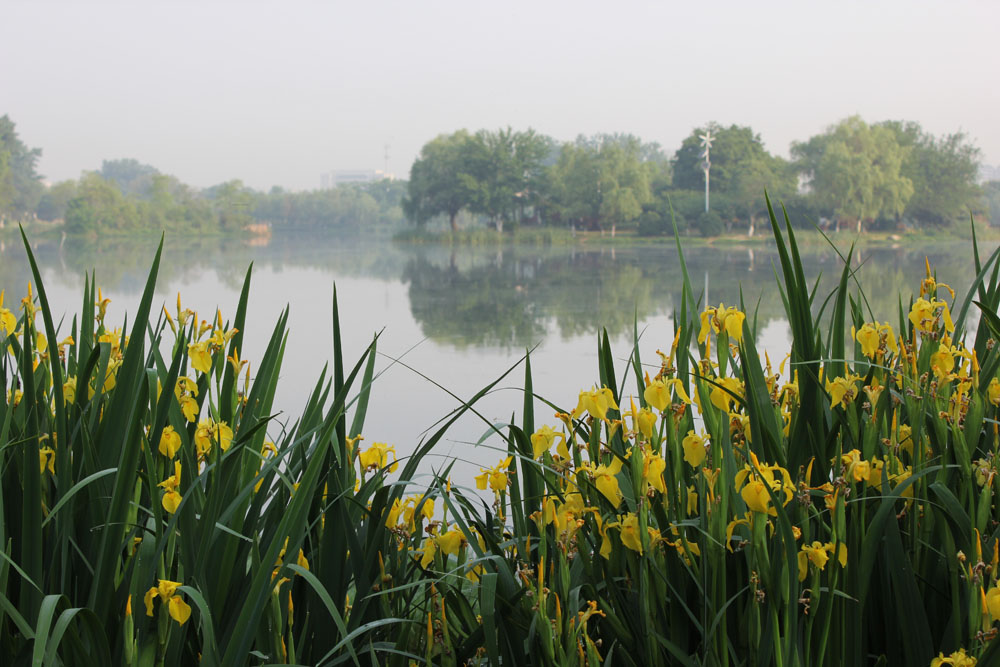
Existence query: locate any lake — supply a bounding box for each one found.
[0,231,988,483]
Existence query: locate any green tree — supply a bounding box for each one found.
[64,172,142,235]
[361,178,408,212]
[466,127,554,232]
[205,180,255,231]
[672,123,794,234]
[99,158,159,198]
[878,121,981,227]
[254,183,401,230]
[576,133,670,168]
[596,138,651,235]
[142,173,208,232]
[793,116,914,232]
[403,131,482,232]
[548,135,652,234]
[548,142,601,228]
[35,180,78,221]
[0,115,43,222]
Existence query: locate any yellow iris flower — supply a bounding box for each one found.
[0,290,16,335]
[614,512,644,554]
[825,373,862,409]
[187,341,213,374]
[988,378,1000,406]
[930,343,957,379]
[682,430,708,468]
[851,321,897,359]
[643,449,667,494]
[359,442,398,472]
[725,513,752,552]
[986,581,1000,620]
[572,387,618,421]
[144,579,192,626]
[180,395,199,422]
[698,303,746,343]
[158,461,182,514]
[158,426,182,459]
[63,376,77,405]
[850,325,874,358]
[402,495,435,528]
[840,449,872,483]
[530,425,563,459]
[438,526,466,556]
[475,456,513,493]
[643,377,690,411]
[930,648,976,666]
[419,536,437,568]
[797,541,847,581]
[209,323,239,348]
[740,479,770,514]
[39,447,56,475]
[634,407,657,440]
[583,456,624,506]
[908,297,954,334]
[709,377,744,413]
[174,376,199,399]
[687,485,698,516]
[734,452,794,516]
[194,419,233,456]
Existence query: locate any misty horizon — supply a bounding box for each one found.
[3,0,998,191]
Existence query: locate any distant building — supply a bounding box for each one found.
[320,169,395,189]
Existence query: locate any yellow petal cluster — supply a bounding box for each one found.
[475,456,513,493]
[531,425,563,459]
[572,387,618,421]
[851,321,897,359]
[682,430,708,468]
[158,461,183,514]
[158,425,182,458]
[908,297,954,334]
[194,419,233,457]
[709,377,743,413]
[825,373,862,409]
[930,648,976,666]
[643,377,690,411]
[144,579,192,626]
[698,304,746,343]
[359,442,398,472]
[734,453,794,516]
[797,541,847,581]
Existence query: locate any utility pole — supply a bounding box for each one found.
[383,143,390,177]
[699,130,714,212]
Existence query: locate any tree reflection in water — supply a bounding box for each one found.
[0,232,990,352]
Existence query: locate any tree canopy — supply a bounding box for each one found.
[672,124,795,233]
[878,120,981,227]
[0,115,43,221]
[0,113,992,237]
[792,116,914,231]
[403,130,483,232]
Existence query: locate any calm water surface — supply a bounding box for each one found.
[0,232,988,481]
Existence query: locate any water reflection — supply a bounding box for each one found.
[401,247,659,349]
[1,233,988,350]
[400,240,985,348]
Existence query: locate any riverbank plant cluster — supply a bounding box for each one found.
[4,204,1000,666]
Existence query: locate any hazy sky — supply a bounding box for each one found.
[3,0,998,191]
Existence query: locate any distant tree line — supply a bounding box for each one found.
[0,115,405,236]
[405,117,989,235]
[255,180,406,230]
[0,113,991,237]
